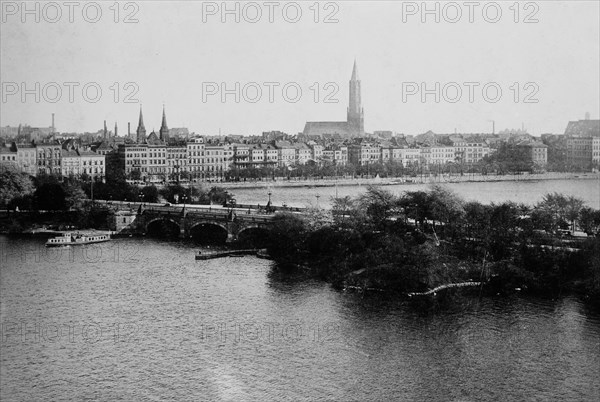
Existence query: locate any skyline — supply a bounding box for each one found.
[1,1,599,135]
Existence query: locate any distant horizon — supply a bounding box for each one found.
[2,1,598,136]
[0,118,595,138]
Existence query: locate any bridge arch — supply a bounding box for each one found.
[237,225,272,248]
[188,221,229,245]
[146,217,181,238]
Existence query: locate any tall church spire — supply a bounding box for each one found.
[136,105,147,144]
[351,59,359,81]
[159,104,170,143]
[347,60,364,136]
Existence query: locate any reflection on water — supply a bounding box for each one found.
[1,236,599,401]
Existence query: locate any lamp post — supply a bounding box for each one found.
[266,190,272,213]
[315,194,320,209]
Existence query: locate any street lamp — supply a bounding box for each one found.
[315,194,320,209]
[266,190,273,213]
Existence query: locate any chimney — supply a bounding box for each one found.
[128,122,131,136]
[51,113,55,133]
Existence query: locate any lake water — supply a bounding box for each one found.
[230,178,600,209]
[2,237,599,401]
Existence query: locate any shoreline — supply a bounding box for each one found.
[215,172,599,190]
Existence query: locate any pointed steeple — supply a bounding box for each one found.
[138,106,145,130]
[159,104,170,143]
[136,105,147,144]
[347,60,364,137]
[161,105,168,129]
[351,59,359,81]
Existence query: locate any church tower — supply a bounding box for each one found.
[136,106,147,144]
[159,105,170,143]
[347,60,364,136]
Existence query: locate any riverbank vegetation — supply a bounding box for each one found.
[1,164,236,210]
[266,186,600,305]
[0,166,235,233]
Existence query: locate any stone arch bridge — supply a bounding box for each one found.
[124,205,277,242]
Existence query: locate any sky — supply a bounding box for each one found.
[1,0,599,136]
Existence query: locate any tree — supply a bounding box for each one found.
[487,202,521,260]
[427,184,465,236]
[267,212,308,262]
[399,191,431,229]
[160,184,187,204]
[482,143,534,174]
[206,187,234,206]
[579,207,600,236]
[565,195,585,232]
[141,185,159,203]
[64,183,86,210]
[356,186,399,231]
[0,166,35,208]
[535,193,584,233]
[129,170,142,181]
[331,196,357,228]
[463,201,491,239]
[34,183,66,211]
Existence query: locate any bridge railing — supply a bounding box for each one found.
[141,206,275,222]
[91,199,306,214]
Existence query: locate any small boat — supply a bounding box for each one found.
[45,232,111,247]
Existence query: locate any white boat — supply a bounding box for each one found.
[45,232,111,247]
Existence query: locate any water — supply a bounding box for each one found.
[230,178,600,209]
[2,236,599,401]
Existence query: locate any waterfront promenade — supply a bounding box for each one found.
[216,172,599,190]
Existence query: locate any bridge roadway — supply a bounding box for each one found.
[94,199,305,214]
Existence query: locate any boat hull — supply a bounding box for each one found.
[45,234,111,247]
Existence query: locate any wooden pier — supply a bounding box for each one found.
[195,249,259,260]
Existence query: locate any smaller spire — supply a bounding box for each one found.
[138,105,145,129]
[161,104,168,130]
[351,59,359,81]
[160,104,170,142]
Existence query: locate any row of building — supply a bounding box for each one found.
[0,142,105,177]
[2,104,598,180]
[0,132,544,182]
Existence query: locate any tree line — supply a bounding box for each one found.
[0,165,234,211]
[266,186,600,304]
